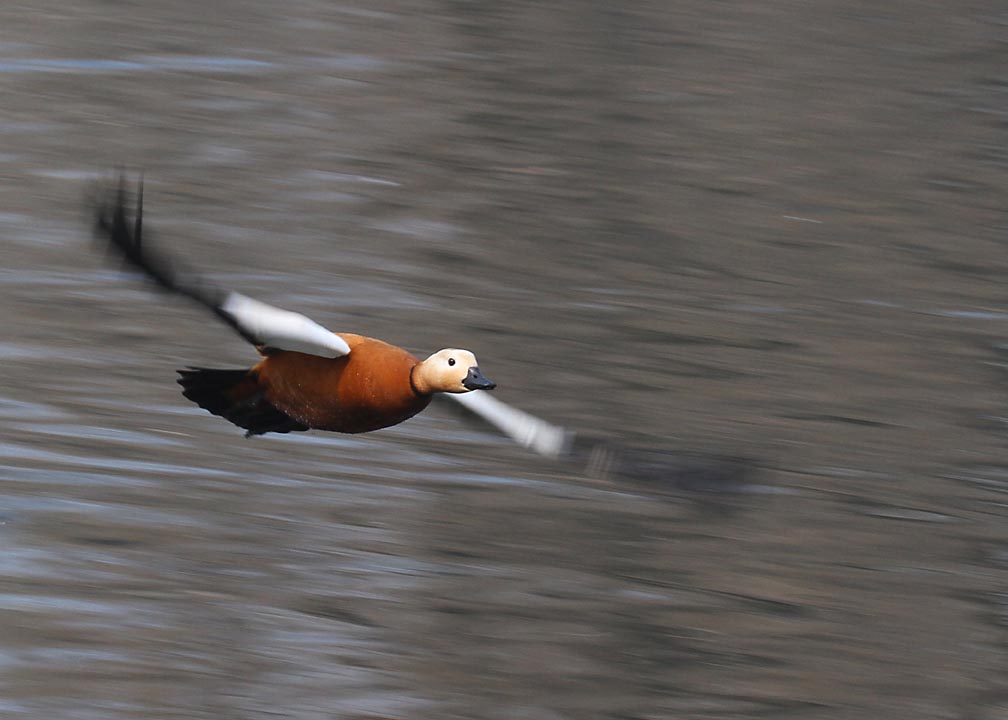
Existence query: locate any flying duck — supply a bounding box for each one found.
[93,176,496,437]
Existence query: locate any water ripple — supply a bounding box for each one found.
[0,57,273,74]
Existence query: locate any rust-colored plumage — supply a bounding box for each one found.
[253,335,432,433]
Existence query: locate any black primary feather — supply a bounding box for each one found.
[93,173,259,346]
[94,175,212,301]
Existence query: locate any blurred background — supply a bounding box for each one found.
[2,1,1008,718]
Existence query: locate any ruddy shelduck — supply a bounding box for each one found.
[94,176,496,437]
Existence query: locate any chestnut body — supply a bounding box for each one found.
[254,334,431,434]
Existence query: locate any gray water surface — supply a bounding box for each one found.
[2,2,1008,718]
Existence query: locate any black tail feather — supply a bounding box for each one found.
[177,367,309,437]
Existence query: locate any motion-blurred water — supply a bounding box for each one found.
[2,2,1008,718]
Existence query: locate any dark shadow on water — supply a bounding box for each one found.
[570,437,763,495]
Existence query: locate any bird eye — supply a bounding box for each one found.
[448,357,456,366]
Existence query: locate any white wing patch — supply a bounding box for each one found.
[448,391,572,458]
[219,292,351,358]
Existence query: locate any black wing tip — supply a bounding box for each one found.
[133,173,143,250]
[91,171,240,343]
[93,171,204,301]
[94,170,147,267]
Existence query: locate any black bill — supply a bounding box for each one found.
[462,366,496,391]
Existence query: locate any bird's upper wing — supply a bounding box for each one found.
[94,175,350,358]
[216,292,350,357]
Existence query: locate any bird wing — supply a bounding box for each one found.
[446,391,572,458]
[94,175,350,358]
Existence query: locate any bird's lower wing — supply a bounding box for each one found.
[94,174,350,358]
[446,391,573,458]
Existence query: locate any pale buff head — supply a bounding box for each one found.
[412,348,496,395]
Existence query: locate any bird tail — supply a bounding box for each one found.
[176,367,308,437]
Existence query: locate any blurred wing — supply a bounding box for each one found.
[94,174,350,358]
[217,292,350,357]
[447,391,573,458]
